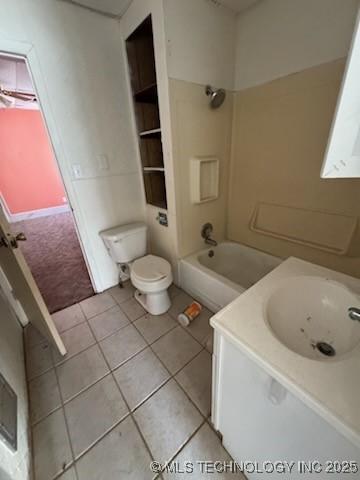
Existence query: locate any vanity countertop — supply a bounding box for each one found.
[210,257,360,448]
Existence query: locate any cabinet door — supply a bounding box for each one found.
[321,13,360,178]
[216,335,359,479]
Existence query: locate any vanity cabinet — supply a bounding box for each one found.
[212,331,360,479]
[321,14,360,178]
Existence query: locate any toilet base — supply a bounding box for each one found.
[134,289,171,315]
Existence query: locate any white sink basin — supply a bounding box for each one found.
[265,276,360,360]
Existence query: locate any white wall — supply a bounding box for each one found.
[0,289,30,480]
[163,0,236,90]
[234,0,359,90]
[0,0,144,291]
[162,0,236,260]
[169,79,233,258]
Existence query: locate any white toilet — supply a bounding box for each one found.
[100,222,173,315]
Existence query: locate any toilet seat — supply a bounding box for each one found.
[131,254,171,282]
[131,254,172,293]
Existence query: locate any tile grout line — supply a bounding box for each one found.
[52,291,131,478]
[70,410,132,463]
[130,346,206,417]
[29,320,181,428]
[23,330,37,480]
[28,282,181,345]
[25,287,146,475]
[64,291,208,470]
[50,319,88,338]
[28,298,210,427]
[52,357,79,480]
[83,313,158,473]
[130,319,211,419]
[28,284,187,377]
[29,337,209,426]
[127,300,226,461]
[159,418,207,475]
[28,284,214,479]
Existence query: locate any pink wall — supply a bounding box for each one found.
[0,109,66,213]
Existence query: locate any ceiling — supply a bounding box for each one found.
[61,0,260,17]
[61,0,132,16]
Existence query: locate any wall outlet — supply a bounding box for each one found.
[157,212,168,227]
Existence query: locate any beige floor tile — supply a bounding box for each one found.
[168,292,194,320]
[108,282,135,304]
[26,342,54,380]
[99,324,146,370]
[185,307,213,345]
[64,375,128,458]
[88,305,129,341]
[164,422,245,479]
[175,350,212,417]
[76,416,153,480]
[32,409,73,480]
[169,284,182,299]
[113,348,170,410]
[152,327,202,374]
[52,303,86,333]
[52,323,96,365]
[134,379,203,464]
[29,369,62,425]
[80,292,116,319]
[56,345,109,401]
[120,297,146,321]
[134,313,176,344]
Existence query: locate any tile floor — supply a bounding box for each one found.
[25,283,245,480]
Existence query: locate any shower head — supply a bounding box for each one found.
[205,85,226,109]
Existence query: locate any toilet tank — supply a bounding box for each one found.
[100,222,147,264]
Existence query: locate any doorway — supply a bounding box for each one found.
[0,54,94,313]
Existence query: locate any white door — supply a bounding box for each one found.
[0,205,66,355]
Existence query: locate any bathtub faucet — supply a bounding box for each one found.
[348,307,360,321]
[201,223,218,247]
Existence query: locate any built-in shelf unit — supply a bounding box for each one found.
[126,15,167,209]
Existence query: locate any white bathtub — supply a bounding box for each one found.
[179,242,281,312]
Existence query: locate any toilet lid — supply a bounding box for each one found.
[132,255,171,282]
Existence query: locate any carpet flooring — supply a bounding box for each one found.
[12,212,94,313]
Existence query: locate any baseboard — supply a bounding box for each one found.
[6,204,70,223]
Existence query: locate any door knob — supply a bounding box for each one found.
[0,236,9,248]
[10,232,27,248]
[0,233,26,248]
[15,233,26,242]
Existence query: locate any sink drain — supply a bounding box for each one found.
[316,342,336,357]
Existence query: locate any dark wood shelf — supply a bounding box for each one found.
[143,167,164,172]
[139,128,161,138]
[126,15,167,210]
[140,136,163,168]
[134,83,157,103]
[143,170,167,209]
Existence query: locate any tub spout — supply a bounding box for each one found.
[201,223,217,247]
[205,237,218,246]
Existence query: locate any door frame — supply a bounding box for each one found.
[0,38,99,293]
